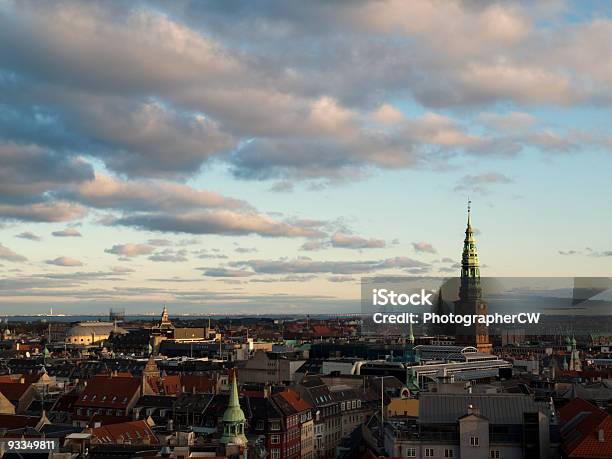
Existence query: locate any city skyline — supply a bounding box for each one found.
[1,0,611,314]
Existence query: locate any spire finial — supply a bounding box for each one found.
[467,197,472,227]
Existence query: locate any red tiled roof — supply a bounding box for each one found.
[559,398,603,423]
[560,398,612,458]
[569,416,612,458]
[279,388,312,412]
[0,382,32,401]
[161,375,180,395]
[75,375,140,409]
[180,374,216,394]
[90,420,159,445]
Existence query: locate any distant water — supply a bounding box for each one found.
[0,313,341,323]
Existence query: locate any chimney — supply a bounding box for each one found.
[598,428,605,443]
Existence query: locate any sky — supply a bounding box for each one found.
[0,0,611,315]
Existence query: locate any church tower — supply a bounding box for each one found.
[454,201,492,353]
[220,370,248,458]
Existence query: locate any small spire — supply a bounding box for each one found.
[408,318,415,344]
[228,369,240,408]
[467,197,472,227]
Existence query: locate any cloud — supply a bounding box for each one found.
[111,266,135,273]
[15,231,41,241]
[235,247,258,254]
[148,239,172,247]
[412,241,437,254]
[0,202,87,223]
[588,250,612,257]
[454,172,513,194]
[0,244,28,262]
[45,256,83,267]
[73,173,246,212]
[114,210,325,237]
[477,112,537,132]
[300,240,327,251]
[52,227,82,237]
[331,232,385,249]
[105,243,155,257]
[269,181,294,193]
[328,276,355,283]
[229,256,429,275]
[0,0,608,190]
[201,268,255,277]
[251,274,317,283]
[194,249,229,260]
[558,250,580,256]
[148,249,188,262]
[0,142,93,204]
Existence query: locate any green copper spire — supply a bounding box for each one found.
[459,199,482,302]
[462,199,480,278]
[220,370,247,446]
[408,319,415,345]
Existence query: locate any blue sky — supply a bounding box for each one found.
[0,0,610,314]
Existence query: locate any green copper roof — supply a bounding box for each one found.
[461,201,480,274]
[223,371,246,423]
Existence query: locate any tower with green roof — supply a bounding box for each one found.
[220,370,248,457]
[454,200,492,353]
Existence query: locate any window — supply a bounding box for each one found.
[271,448,280,459]
[271,421,281,431]
[490,451,500,459]
[470,436,480,447]
[445,449,454,457]
[406,447,416,457]
[271,434,280,444]
[425,448,434,457]
[256,420,264,430]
